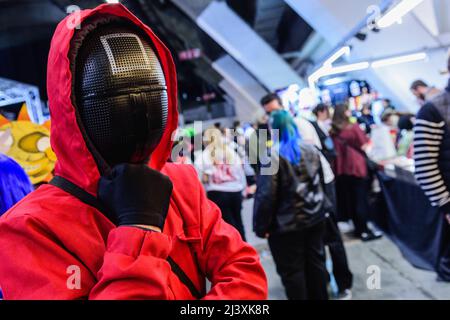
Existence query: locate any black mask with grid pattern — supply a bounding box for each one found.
[74,22,168,167]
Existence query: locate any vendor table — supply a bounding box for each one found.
[373,169,450,281]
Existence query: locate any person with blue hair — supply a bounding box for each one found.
[0,153,34,299]
[253,109,329,300]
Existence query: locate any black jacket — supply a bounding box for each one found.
[253,143,327,238]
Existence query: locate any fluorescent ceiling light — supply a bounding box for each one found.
[321,62,370,77]
[308,62,368,89]
[322,77,347,86]
[105,0,120,3]
[323,46,351,67]
[377,0,425,28]
[372,52,427,68]
[308,68,327,89]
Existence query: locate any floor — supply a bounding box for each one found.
[242,199,450,300]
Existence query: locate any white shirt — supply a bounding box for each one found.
[294,116,335,184]
[195,149,247,193]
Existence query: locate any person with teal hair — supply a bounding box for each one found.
[254,108,329,300]
[270,109,302,165]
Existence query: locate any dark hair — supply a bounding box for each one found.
[361,103,372,111]
[398,114,414,131]
[260,93,282,106]
[448,54,450,72]
[313,103,329,116]
[410,80,429,91]
[331,104,350,135]
[381,111,394,123]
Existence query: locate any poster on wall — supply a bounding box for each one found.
[0,77,48,124]
[276,84,318,119]
[0,105,56,185]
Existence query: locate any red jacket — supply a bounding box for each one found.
[0,4,267,300]
[332,124,369,178]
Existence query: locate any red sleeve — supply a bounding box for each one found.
[0,216,174,300]
[353,124,369,149]
[191,169,268,300]
[89,227,174,299]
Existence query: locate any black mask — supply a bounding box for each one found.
[74,21,168,168]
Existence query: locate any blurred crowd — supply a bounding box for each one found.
[165,56,450,299]
[1,54,449,302]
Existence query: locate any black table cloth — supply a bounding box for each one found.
[373,170,450,281]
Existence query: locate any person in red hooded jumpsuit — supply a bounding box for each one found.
[0,3,267,300]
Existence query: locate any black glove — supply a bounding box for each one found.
[98,164,173,229]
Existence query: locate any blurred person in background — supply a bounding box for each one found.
[261,93,284,115]
[260,94,333,178]
[247,114,271,176]
[368,109,399,161]
[414,56,450,226]
[397,114,415,158]
[410,80,441,106]
[382,98,396,114]
[311,103,353,299]
[358,104,376,134]
[196,128,248,241]
[312,103,336,164]
[331,104,382,242]
[261,95,353,297]
[381,110,400,144]
[413,56,450,281]
[253,109,329,300]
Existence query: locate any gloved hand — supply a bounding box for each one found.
[98,164,173,229]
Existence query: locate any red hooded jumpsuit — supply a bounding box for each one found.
[0,4,267,300]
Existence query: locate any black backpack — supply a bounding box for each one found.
[310,121,337,163]
[288,143,328,216]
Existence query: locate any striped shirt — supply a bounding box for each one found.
[414,105,450,209]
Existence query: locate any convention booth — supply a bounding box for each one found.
[274,78,449,280]
[372,164,449,279]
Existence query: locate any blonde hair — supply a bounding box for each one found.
[203,127,236,164]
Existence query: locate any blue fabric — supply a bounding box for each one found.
[0,154,34,216]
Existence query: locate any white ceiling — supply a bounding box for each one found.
[288,0,450,112]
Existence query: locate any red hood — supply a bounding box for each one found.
[47,3,178,196]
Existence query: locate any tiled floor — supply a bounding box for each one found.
[241,199,450,300]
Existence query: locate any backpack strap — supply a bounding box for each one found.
[49,176,108,217]
[167,256,202,299]
[49,175,202,299]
